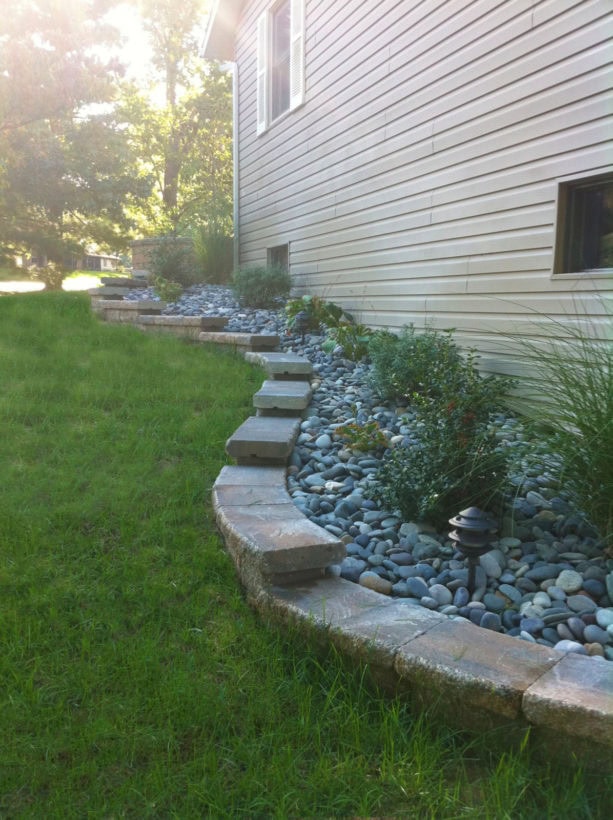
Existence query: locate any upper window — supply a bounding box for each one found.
[554,173,613,274]
[270,1,290,121]
[257,0,305,134]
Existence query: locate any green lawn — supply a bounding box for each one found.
[0,293,609,818]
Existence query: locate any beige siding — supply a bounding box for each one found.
[233,0,613,375]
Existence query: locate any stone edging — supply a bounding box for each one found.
[91,296,613,771]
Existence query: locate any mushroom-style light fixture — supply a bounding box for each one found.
[448,507,498,594]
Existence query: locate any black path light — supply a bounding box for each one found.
[448,507,498,594]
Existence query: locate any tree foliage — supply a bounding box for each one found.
[0,0,233,270]
[0,0,149,264]
[123,0,233,236]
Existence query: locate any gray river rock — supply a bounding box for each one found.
[128,284,613,661]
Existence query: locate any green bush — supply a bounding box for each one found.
[231,264,291,308]
[193,224,233,284]
[369,326,514,527]
[373,412,509,528]
[368,325,466,402]
[148,237,199,289]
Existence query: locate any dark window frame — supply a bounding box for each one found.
[553,171,613,276]
[268,243,289,271]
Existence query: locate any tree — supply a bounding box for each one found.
[123,0,233,236]
[0,0,122,137]
[0,0,148,268]
[121,63,232,236]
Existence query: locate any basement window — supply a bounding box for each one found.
[554,173,613,274]
[268,244,289,270]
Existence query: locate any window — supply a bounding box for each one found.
[257,0,305,134]
[554,173,613,274]
[268,243,289,270]
[270,1,290,121]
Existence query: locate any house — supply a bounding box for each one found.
[203,0,612,375]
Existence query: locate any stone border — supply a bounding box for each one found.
[90,296,613,771]
[213,363,613,772]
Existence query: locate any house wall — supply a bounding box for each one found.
[233,0,612,375]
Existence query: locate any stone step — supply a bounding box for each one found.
[88,286,131,298]
[100,277,148,287]
[245,351,313,380]
[136,314,227,339]
[253,379,312,414]
[91,299,166,322]
[226,415,300,465]
[199,331,280,352]
[213,465,345,585]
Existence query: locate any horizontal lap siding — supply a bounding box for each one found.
[234,0,613,373]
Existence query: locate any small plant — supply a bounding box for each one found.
[285,294,354,334]
[231,264,291,308]
[148,236,199,288]
[335,419,388,452]
[152,275,182,303]
[322,322,373,360]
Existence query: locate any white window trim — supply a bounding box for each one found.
[257,0,305,135]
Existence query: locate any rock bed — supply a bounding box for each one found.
[128,284,613,660]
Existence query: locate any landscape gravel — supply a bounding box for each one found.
[129,283,613,661]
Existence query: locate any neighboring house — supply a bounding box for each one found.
[203,0,612,375]
[26,252,121,272]
[81,253,121,273]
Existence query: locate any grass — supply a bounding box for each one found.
[0,293,610,818]
[504,306,612,547]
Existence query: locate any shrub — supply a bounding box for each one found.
[231,264,291,308]
[373,411,509,528]
[193,224,233,284]
[368,325,466,402]
[369,326,514,527]
[148,237,199,289]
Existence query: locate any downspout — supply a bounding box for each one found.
[231,62,239,271]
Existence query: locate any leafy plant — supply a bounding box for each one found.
[286,294,354,333]
[148,236,199,288]
[369,327,514,527]
[231,264,291,308]
[152,275,182,302]
[334,419,388,452]
[368,325,466,402]
[322,322,373,361]
[373,397,509,528]
[507,311,613,546]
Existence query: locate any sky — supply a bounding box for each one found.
[104,2,153,85]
